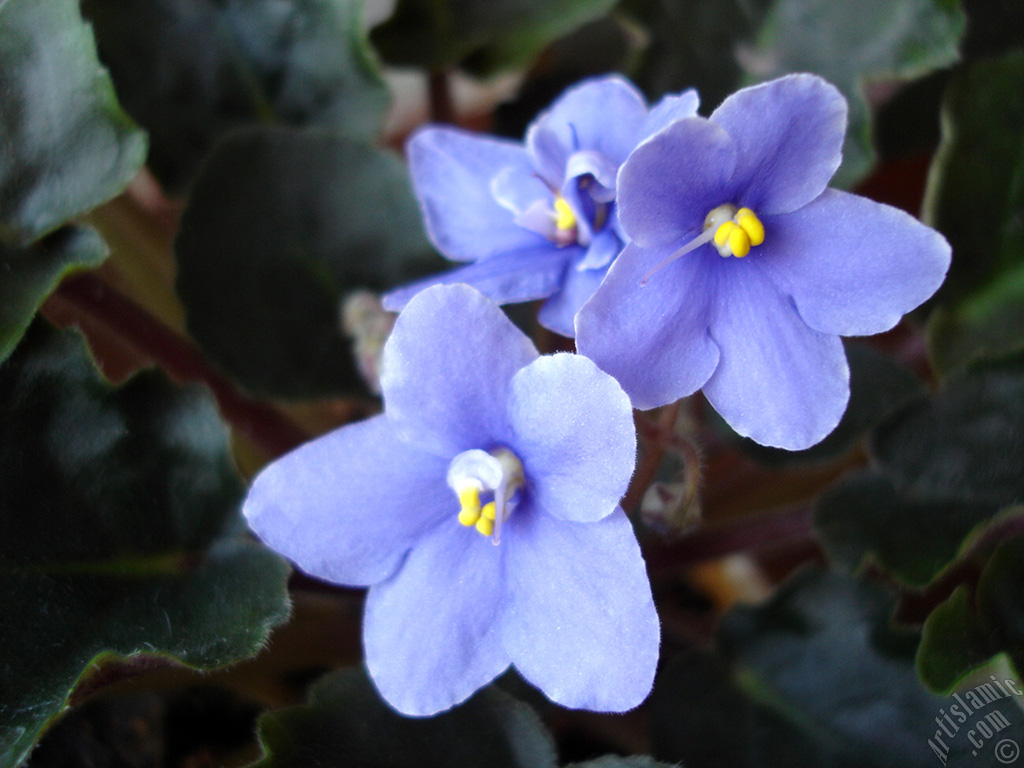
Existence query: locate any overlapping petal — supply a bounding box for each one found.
[507,354,635,523]
[617,118,737,248]
[710,74,846,216]
[408,127,545,262]
[536,263,608,338]
[642,89,700,137]
[702,263,850,449]
[576,243,720,410]
[364,523,509,716]
[243,415,450,586]
[382,245,572,313]
[380,285,538,456]
[502,509,659,711]
[758,189,952,336]
[526,76,648,183]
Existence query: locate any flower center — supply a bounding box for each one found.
[552,195,578,247]
[447,447,524,544]
[640,204,766,285]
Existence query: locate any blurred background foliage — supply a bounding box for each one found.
[1,0,1024,765]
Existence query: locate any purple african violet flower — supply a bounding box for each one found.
[382,75,701,337]
[575,74,951,450]
[243,284,658,717]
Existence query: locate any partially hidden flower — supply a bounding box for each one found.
[243,284,659,716]
[576,74,952,450]
[382,75,700,337]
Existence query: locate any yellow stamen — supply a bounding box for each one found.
[481,501,496,521]
[728,225,751,258]
[457,487,481,526]
[736,208,764,246]
[475,516,495,536]
[554,196,577,232]
[714,221,736,249]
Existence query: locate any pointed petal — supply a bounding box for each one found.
[365,523,510,716]
[759,189,951,335]
[710,74,847,215]
[408,126,544,262]
[642,88,700,138]
[382,246,572,313]
[575,242,720,410]
[503,509,659,711]
[508,354,635,523]
[380,285,538,456]
[243,415,450,586]
[617,117,738,248]
[703,265,850,449]
[526,76,648,183]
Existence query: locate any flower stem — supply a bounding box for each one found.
[428,70,456,124]
[45,272,309,459]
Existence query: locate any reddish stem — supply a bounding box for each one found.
[46,273,308,459]
[643,505,816,574]
[428,70,456,124]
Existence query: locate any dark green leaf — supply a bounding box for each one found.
[565,758,678,768]
[815,472,999,586]
[650,648,829,768]
[925,49,1024,315]
[0,227,107,363]
[917,587,998,692]
[81,0,389,192]
[247,668,557,768]
[976,534,1024,677]
[371,0,617,75]
[0,0,147,245]
[619,0,771,113]
[713,568,1024,768]
[927,294,1024,376]
[175,126,440,399]
[746,341,926,466]
[748,0,965,187]
[870,355,1024,508]
[0,323,291,768]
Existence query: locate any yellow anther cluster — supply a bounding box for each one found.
[554,196,577,232]
[713,208,765,258]
[457,487,499,537]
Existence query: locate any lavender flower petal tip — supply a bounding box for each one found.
[576,73,952,451]
[382,75,701,338]
[243,284,659,717]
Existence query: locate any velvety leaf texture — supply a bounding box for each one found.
[748,0,965,187]
[81,0,389,191]
[0,0,147,245]
[925,48,1024,323]
[371,0,618,75]
[708,569,1023,768]
[247,668,557,768]
[0,324,291,768]
[175,127,440,398]
[0,227,108,364]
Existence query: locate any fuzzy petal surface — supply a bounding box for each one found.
[380,285,538,456]
[617,117,738,248]
[381,246,572,313]
[243,415,450,586]
[408,126,544,262]
[703,263,850,449]
[503,509,659,711]
[507,354,635,523]
[642,88,701,138]
[364,523,510,716]
[576,242,720,410]
[758,189,952,336]
[710,74,846,216]
[526,76,648,182]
